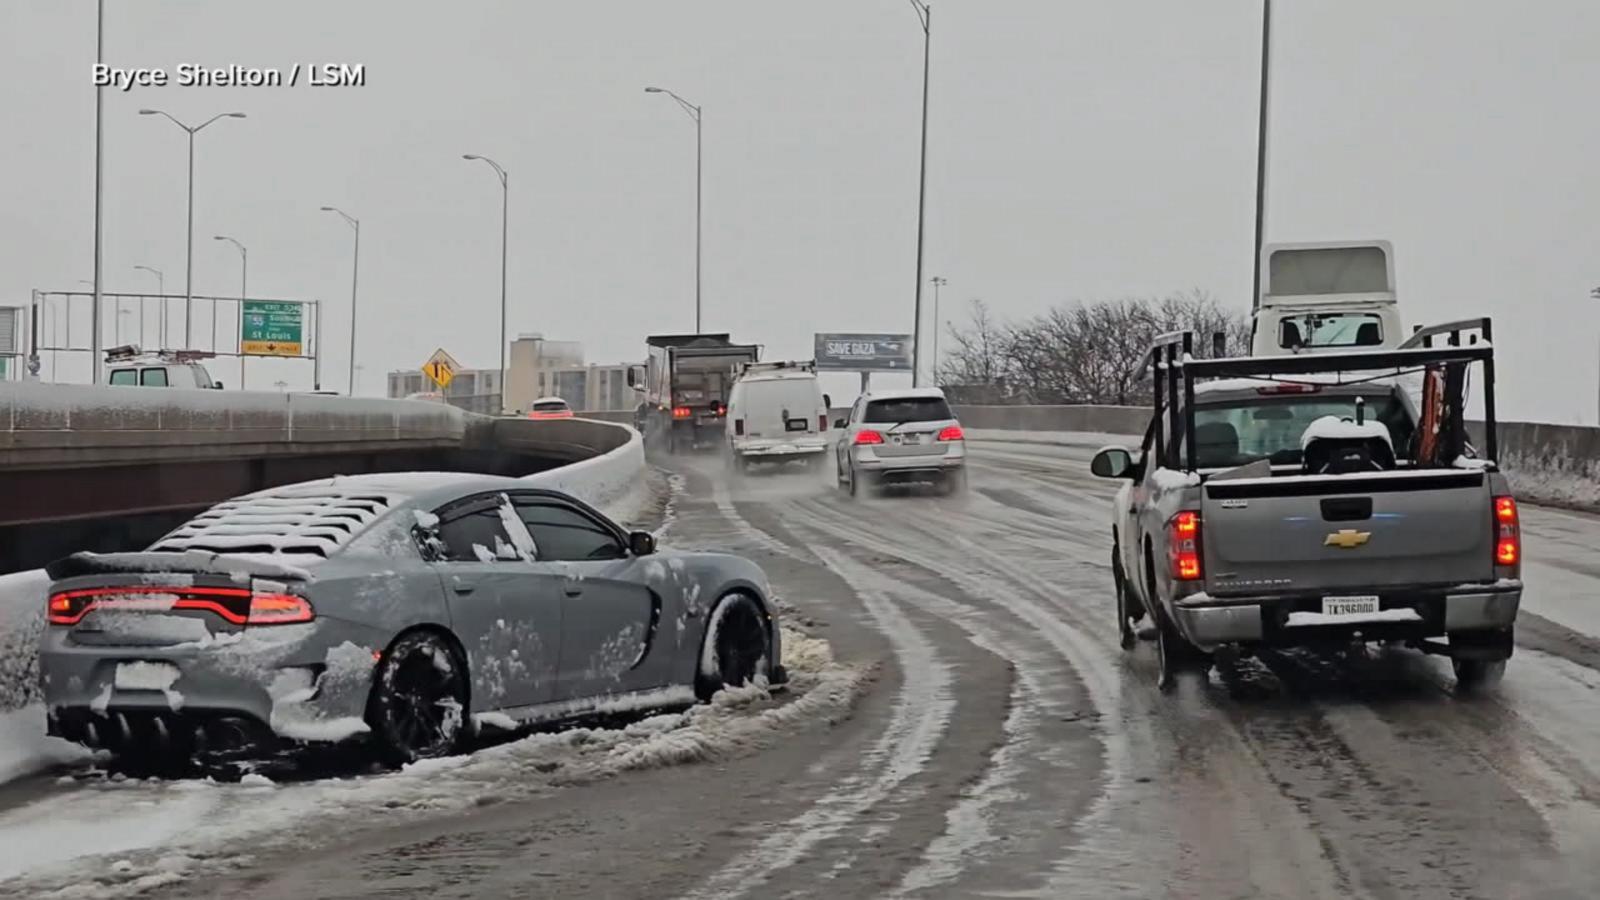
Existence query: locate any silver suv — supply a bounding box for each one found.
[834,388,967,496]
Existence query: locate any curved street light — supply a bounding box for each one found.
[463,154,510,413]
[133,265,166,347]
[213,235,248,352]
[138,109,247,348]
[645,86,703,332]
[321,206,360,394]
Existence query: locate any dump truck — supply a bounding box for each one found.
[629,333,761,453]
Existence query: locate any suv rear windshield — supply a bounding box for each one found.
[1185,393,1414,468]
[533,401,568,411]
[864,397,953,423]
[1279,312,1384,349]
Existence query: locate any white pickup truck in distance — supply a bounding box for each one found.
[1094,319,1520,692]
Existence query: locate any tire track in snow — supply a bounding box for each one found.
[679,542,954,900]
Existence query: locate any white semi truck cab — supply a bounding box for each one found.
[1251,240,1403,357]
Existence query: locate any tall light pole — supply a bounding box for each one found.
[321,207,360,395]
[91,0,105,383]
[463,155,510,412]
[138,108,247,348]
[213,235,247,352]
[1592,285,1599,426]
[1251,0,1272,311]
[134,265,166,347]
[902,0,933,387]
[644,87,704,332]
[930,275,946,383]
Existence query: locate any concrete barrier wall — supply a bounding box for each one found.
[952,404,1150,436]
[1,383,468,470]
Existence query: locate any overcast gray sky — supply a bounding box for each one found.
[2,1,1596,423]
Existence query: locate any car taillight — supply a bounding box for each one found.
[1168,511,1202,581]
[735,419,745,436]
[672,406,692,419]
[1494,495,1520,569]
[854,430,885,445]
[819,414,828,432]
[937,425,964,442]
[46,586,314,627]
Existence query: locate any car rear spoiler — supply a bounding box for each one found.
[46,551,313,583]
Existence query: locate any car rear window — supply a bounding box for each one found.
[1186,393,1414,468]
[533,401,568,412]
[864,397,952,423]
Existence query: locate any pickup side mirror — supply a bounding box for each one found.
[1091,446,1135,479]
[833,418,847,430]
[628,530,656,556]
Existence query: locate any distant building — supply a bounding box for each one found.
[386,367,502,415]
[532,363,634,413]
[389,334,638,415]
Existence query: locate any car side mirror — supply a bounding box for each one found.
[628,530,656,556]
[822,394,832,409]
[1090,446,1135,479]
[213,381,224,390]
[833,418,847,430]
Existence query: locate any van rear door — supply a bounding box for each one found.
[740,378,824,440]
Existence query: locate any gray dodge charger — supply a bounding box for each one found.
[41,472,785,764]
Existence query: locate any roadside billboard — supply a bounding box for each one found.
[813,333,912,372]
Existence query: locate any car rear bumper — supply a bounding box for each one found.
[854,444,966,474]
[734,440,828,460]
[39,620,380,749]
[1171,581,1523,650]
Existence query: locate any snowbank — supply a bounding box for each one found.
[0,705,93,785]
[1501,450,1600,511]
[0,570,47,711]
[519,424,651,525]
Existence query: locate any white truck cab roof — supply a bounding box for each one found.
[105,346,221,389]
[1252,241,1403,357]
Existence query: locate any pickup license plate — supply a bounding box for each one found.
[1321,595,1380,616]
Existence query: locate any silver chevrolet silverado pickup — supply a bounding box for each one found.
[1093,319,1521,691]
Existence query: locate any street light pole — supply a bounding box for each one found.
[91,0,105,384]
[644,87,704,332]
[463,155,510,413]
[213,236,247,353]
[1592,285,1600,426]
[904,0,933,387]
[1251,0,1272,311]
[930,276,946,383]
[139,108,247,348]
[321,207,360,395]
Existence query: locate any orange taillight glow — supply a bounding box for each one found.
[46,586,314,627]
[1168,511,1202,581]
[672,406,692,420]
[854,429,885,445]
[1493,495,1520,569]
[936,425,965,442]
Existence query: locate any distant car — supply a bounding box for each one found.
[724,361,831,472]
[404,392,447,403]
[834,387,967,496]
[41,473,785,766]
[528,397,574,419]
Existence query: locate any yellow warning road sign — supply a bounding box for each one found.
[421,348,460,389]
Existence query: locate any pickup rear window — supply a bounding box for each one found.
[864,397,953,423]
[1186,394,1414,468]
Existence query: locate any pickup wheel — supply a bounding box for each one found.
[1113,549,1136,651]
[1155,612,1209,691]
[1453,659,1506,691]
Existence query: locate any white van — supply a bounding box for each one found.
[725,361,831,471]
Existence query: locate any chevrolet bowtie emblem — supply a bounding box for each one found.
[1325,529,1371,549]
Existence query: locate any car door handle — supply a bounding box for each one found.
[451,578,475,596]
[563,581,583,597]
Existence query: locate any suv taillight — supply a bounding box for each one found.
[937,425,964,442]
[1493,495,1520,571]
[47,586,315,627]
[1168,511,1202,581]
[854,430,884,445]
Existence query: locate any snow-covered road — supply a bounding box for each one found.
[4,438,1600,898]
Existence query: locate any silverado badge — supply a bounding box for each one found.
[1324,529,1372,549]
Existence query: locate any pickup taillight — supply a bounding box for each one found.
[1493,495,1520,572]
[1168,511,1202,581]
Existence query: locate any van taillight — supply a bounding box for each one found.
[47,586,315,627]
[1168,511,1202,581]
[1493,495,1520,569]
[819,414,828,432]
[735,419,745,436]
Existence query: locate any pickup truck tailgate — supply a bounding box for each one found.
[1200,471,1495,595]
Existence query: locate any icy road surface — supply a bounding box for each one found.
[5,438,1600,898]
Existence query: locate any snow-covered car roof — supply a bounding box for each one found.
[742,370,819,383]
[863,387,947,401]
[532,396,570,406]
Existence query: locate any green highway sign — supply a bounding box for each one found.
[240,301,304,356]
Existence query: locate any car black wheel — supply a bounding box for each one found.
[1155,612,1208,691]
[846,462,859,497]
[1452,658,1507,692]
[368,631,469,765]
[697,593,771,701]
[943,468,968,495]
[1113,552,1136,651]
